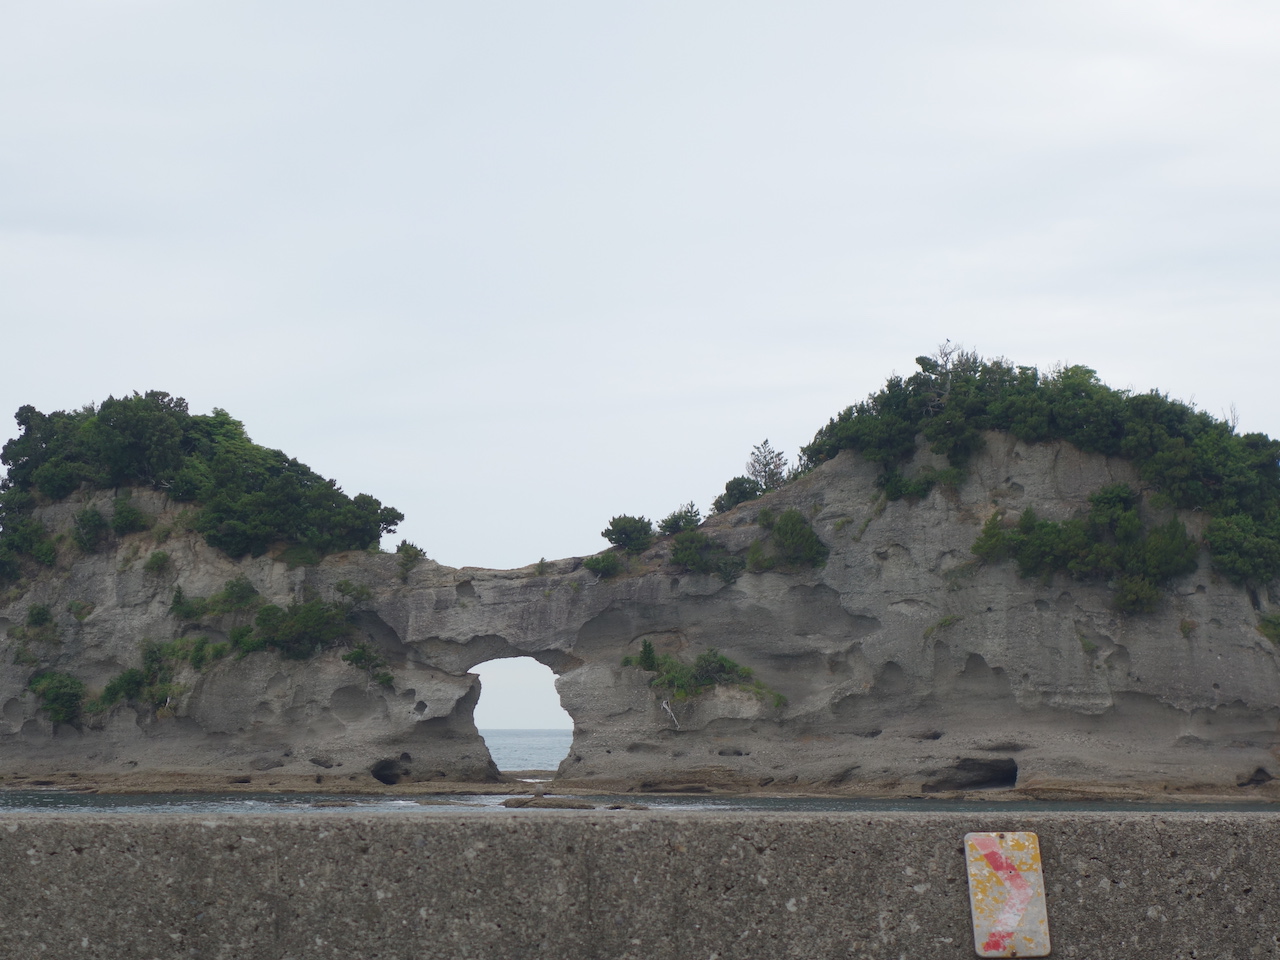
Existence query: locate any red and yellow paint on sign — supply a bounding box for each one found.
[963,831,1051,958]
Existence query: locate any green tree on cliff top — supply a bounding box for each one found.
[0,392,402,579]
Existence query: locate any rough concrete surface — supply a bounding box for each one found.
[1,810,1277,959]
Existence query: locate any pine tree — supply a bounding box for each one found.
[747,440,788,492]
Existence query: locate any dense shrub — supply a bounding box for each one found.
[669,530,743,582]
[1,513,55,568]
[169,587,209,622]
[658,502,701,535]
[91,641,190,712]
[110,497,151,536]
[97,667,147,706]
[877,465,966,502]
[802,347,1280,586]
[601,515,653,555]
[670,530,716,573]
[342,642,393,686]
[169,576,262,624]
[972,484,1199,612]
[277,545,322,568]
[26,604,52,627]
[334,579,372,612]
[229,624,262,655]
[162,576,354,663]
[28,671,86,725]
[0,551,18,583]
[253,600,351,660]
[747,509,828,572]
[143,550,170,575]
[583,551,622,578]
[0,392,403,582]
[771,509,829,567]
[207,574,260,613]
[1258,614,1280,644]
[625,647,780,704]
[648,649,753,697]
[1204,514,1280,588]
[341,642,384,672]
[171,578,345,660]
[395,540,426,583]
[72,507,108,552]
[712,477,763,514]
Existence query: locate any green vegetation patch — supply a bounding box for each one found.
[162,574,363,661]
[972,484,1198,613]
[1258,614,1280,645]
[342,641,394,687]
[601,515,654,555]
[252,599,352,660]
[277,545,322,569]
[712,476,763,514]
[170,575,263,624]
[72,507,108,553]
[110,496,151,536]
[11,605,59,645]
[169,586,210,622]
[746,508,828,573]
[28,671,86,726]
[878,465,966,502]
[623,641,783,705]
[0,500,56,579]
[91,579,368,716]
[712,441,795,514]
[395,540,426,583]
[669,530,744,583]
[0,392,403,584]
[923,615,963,639]
[802,347,1280,586]
[583,551,622,579]
[90,641,190,715]
[658,502,702,535]
[66,599,94,621]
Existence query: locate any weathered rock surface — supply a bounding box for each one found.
[2,433,1278,795]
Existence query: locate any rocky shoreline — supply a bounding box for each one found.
[3,769,1277,808]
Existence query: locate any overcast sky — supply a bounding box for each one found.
[4,2,1279,729]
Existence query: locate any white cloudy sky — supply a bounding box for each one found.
[4,3,1280,728]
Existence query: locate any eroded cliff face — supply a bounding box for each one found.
[2,434,1279,795]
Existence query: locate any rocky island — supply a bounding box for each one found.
[2,352,1278,799]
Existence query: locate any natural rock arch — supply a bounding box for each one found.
[471,655,573,774]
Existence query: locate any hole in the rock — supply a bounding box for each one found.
[472,657,573,776]
[921,757,1018,792]
[370,758,406,785]
[1239,767,1273,787]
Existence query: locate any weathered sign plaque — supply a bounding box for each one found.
[963,831,1051,958]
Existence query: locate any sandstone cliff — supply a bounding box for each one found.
[2,433,1278,796]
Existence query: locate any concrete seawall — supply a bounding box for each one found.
[1,810,1276,959]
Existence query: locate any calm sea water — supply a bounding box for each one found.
[479,728,573,772]
[0,790,1276,816]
